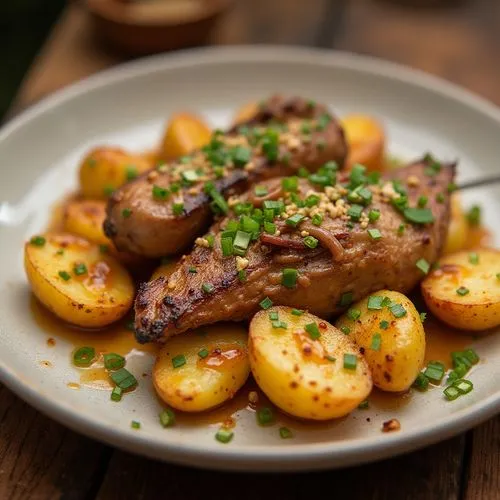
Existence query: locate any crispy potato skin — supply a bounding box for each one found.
[79,147,151,200]
[341,114,385,171]
[153,323,249,412]
[24,233,134,328]
[249,307,372,420]
[159,112,212,161]
[335,290,425,392]
[63,199,109,246]
[421,249,500,331]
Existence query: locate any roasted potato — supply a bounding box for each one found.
[153,324,250,412]
[63,199,109,246]
[341,114,385,171]
[159,112,211,161]
[335,290,425,392]
[421,249,500,331]
[232,101,259,125]
[249,307,372,420]
[24,233,134,328]
[443,194,468,255]
[79,147,150,200]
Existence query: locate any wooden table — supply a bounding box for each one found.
[3,1,500,498]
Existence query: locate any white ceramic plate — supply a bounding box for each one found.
[1,46,500,472]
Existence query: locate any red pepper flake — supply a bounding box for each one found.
[319,322,328,330]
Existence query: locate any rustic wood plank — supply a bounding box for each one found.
[96,435,464,500]
[0,384,111,500]
[463,415,500,500]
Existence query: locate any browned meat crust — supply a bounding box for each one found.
[135,157,455,343]
[104,95,347,257]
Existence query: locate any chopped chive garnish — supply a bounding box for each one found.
[125,165,138,181]
[99,244,109,254]
[291,308,303,316]
[367,228,382,240]
[358,400,369,410]
[188,266,197,273]
[417,196,428,208]
[397,223,405,235]
[456,286,469,296]
[279,427,293,439]
[303,235,319,249]
[454,379,473,394]
[286,214,305,227]
[464,348,479,364]
[73,263,88,276]
[305,322,320,340]
[171,354,186,369]
[238,269,247,282]
[257,407,275,425]
[390,303,407,318]
[110,386,123,402]
[58,270,71,281]
[110,368,138,391]
[202,283,214,294]
[104,353,125,371]
[343,353,357,370]
[326,355,336,362]
[339,292,353,307]
[466,205,481,226]
[233,231,252,255]
[423,361,445,383]
[340,325,350,335]
[443,385,460,400]
[221,237,234,257]
[368,209,380,223]
[412,373,429,391]
[264,221,276,234]
[370,333,382,351]
[172,203,184,216]
[254,185,268,197]
[269,311,279,321]
[103,185,115,197]
[305,194,320,207]
[30,235,46,246]
[416,258,430,275]
[282,176,299,193]
[122,208,132,218]
[73,346,95,367]
[436,193,445,203]
[420,312,427,323]
[312,214,323,226]
[468,252,479,265]
[403,207,434,224]
[131,421,141,429]
[347,308,361,321]
[380,320,389,330]
[152,185,169,200]
[282,268,298,288]
[159,408,176,427]
[215,429,234,443]
[198,348,209,359]
[260,297,273,310]
[347,204,363,222]
[182,169,199,183]
[271,320,287,329]
[367,295,384,310]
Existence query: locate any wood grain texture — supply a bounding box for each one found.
[96,435,464,500]
[0,384,111,500]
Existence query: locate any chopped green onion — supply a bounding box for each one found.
[103,185,115,197]
[104,353,125,371]
[347,308,361,321]
[233,231,252,255]
[262,200,284,215]
[368,209,380,223]
[456,286,469,296]
[198,348,209,359]
[339,292,353,307]
[254,185,268,197]
[99,244,109,254]
[316,113,332,131]
[403,207,434,224]
[215,429,234,443]
[412,373,429,391]
[159,408,176,427]
[312,214,323,226]
[172,203,184,216]
[260,297,273,310]
[182,170,199,183]
[73,346,95,367]
[263,221,276,234]
[423,361,445,383]
[257,407,275,425]
[240,215,260,234]
[281,268,298,288]
[468,252,479,265]
[443,385,460,401]
[122,208,132,218]
[326,355,336,362]
[464,348,479,364]
[231,146,252,167]
[110,368,138,391]
[291,308,304,316]
[420,312,427,323]
[30,235,46,246]
[367,295,384,310]
[110,386,123,402]
[73,263,87,276]
[367,228,382,240]
[286,214,305,227]
[417,196,428,208]
[238,269,247,282]
[188,266,197,274]
[58,270,71,281]
[390,303,407,318]
[221,237,234,257]
[202,283,214,294]
[171,354,186,369]
[152,185,169,201]
[436,193,445,203]
[131,421,141,429]
[466,205,481,226]
[358,400,369,410]
[305,322,320,340]
[279,427,293,439]
[269,311,279,321]
[303,236,318,249]
[454,379,473,394]
[343,353,357,370]
[370,333,382,351]
[397,224,406,235]
[380,320,389,330]
[271,320,287,329]
[282,176,298,193]
[305,194,320,207]
[347,204,363,221]
[208,189,229,215]
[340,325,350,335]
[416,258,430,275]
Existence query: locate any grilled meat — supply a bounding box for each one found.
[104,95,347,258]
[135,157,454,343]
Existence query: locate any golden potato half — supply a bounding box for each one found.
[422,249,500,331]
[153,323,250,412]
[24,233,134,328]
[249,307,372,420]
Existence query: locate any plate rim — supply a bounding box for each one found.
[1,45,500,471]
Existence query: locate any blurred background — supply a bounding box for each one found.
[2,0,499,120]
